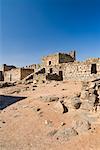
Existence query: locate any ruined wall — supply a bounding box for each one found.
[42,58,100,81]
[63,62,90,81]
[68,51,76,60]
[21,68,34,80]
[33,74,46,83]
[0,64,16,81]
[42,51,76,67]
[63,59,100,81]
[59,53,75,63]
[25,64,36,70]
[2,64,16,71]
[4,69,21,82]
[4,68,34,82]
[42,54,59,66]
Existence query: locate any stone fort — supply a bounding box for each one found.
[0,50,100,82]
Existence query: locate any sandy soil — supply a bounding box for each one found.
[0,81,100,150]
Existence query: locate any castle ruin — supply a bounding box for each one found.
[0,50,100,82]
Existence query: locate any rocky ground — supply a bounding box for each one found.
[0,80,100,150]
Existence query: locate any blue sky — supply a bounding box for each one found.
[0,0,100,67]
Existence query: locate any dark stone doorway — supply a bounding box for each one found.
[59,71,63,80]
[91,64,97,74]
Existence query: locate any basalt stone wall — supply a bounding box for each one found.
[42,54,59,66]
[42,52,76,67]
[63,60,100,81]
[59,53,75,63]
[43,59,100,81]
[41,57,100,81]
[21,68,34,80]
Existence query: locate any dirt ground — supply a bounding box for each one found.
[0,81,100,150]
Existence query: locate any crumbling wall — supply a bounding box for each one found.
[4,69,21,82]
[42,51,76,67]
[2,64,16,71]
[20,68,34,80]
[4,68,34,82]
[68,51,76,60]
[63,59,100,81]
[33,74,46,83]
[43,58,100,81]
[0,64,16,81]
[59,53,75,63]
[46,73,63,81]
[25,64,37,71]
[42,54,59,66]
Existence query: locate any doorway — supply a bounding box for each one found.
[10,74,12,81]
[91,64,97,74]
[59,71,63,80]
[50,68,53,73]
[49,61,51,65]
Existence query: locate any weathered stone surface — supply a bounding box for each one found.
[71,96,81,109]
[80,80,100,111]
[54,101,68,113]
[47,129,58,137]
[81,101,94,111]
[72,119,91,133]
[80,90,89,100]
[88,82,96,89]
[88,88,95,95]
[40,95,59,102]
[55,127,78,140]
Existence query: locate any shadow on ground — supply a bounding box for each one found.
[0,95,27,110]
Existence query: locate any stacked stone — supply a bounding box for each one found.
[80,81,100,112]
